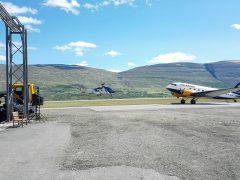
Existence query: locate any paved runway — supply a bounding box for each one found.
[44,102,240,112]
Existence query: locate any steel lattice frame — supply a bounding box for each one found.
[0,3,28,121]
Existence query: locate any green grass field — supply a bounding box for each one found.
[42,97,233,108]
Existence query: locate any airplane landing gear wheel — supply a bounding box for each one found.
[180,99,186,104]
[234,99,237,102]
[191,99,196,104]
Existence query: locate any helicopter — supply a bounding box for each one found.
[81,83,115,96]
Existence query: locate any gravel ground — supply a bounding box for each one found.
[0,105,240,180]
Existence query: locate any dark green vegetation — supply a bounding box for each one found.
[0,61,240,100]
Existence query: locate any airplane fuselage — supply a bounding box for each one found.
[166,82,240,99]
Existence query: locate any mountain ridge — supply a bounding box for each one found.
[0,60,239,100]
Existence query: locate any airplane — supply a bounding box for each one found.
[81,83,115,96]
[166,82,240,104]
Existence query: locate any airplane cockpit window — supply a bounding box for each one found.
[171,83,177,86]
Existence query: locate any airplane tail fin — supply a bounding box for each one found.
[234,82,240,88]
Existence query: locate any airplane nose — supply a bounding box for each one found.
[166,85,171,90]
[166,88,173,93]
[166,85,176,93]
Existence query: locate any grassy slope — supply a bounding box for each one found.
[28,64,129,100]
[204,61,240,86]
[0,61,240,100]
[0,64,120,99]
[119,62,228,89]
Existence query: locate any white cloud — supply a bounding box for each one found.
[0,1,37,15]
[110,0,135,6]
[145,0,152,7]
[108,69,122,73]
[54,45,71,52]
[128,62,138,68]
[83,0,136,11]
[73,48,84,56]
[102,1,111,6]
[54,41,97,56]
[83,3,99,11]
[232,24,240,30]
[105,50,121,57]
[17,16,43,25]
[25,25,40,33]
[18,16,42,33]
[0,55,5,61]
[43,0,80,15]
[147,52,196,64]
[204,61,215,64]
[68,41,97,48]
[76,60,88,66]
[0,2,42,33]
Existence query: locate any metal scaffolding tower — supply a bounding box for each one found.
[0,3,28,121]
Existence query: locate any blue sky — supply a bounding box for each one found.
[0,0,240,72]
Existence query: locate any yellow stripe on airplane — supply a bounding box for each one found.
[173,89,193,98]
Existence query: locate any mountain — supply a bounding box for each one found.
[204,61,240,86]
[119,62,222,89]
[28,64,126,100]
[119,61,240,89]
[0,61,239,100]
[0,64,118,100]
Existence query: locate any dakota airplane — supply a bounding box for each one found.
[166,82,240,104]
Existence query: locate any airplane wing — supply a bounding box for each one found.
[191,87,240,98]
